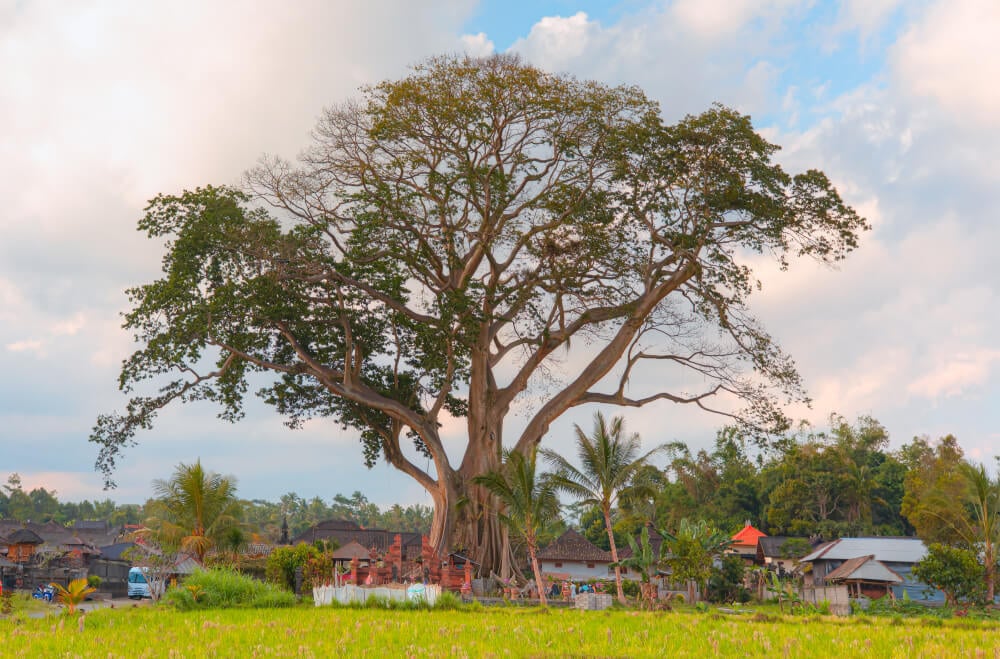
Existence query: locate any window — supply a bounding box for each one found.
[554,562,562,568]
[587,563,595,569]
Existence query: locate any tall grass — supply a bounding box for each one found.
[6,605,1000,657]
[163,567,296,610]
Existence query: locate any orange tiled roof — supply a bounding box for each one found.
[731,523,767,547]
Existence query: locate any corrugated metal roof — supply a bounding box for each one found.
[801,537,927,564]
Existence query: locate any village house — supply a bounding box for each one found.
[728,522,767,564]
[291,519,423,561]
[537,529,615,581]
[756,536,816,574]
[799,537,942,602]
[0,519,129,593]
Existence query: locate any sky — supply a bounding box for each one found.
[2,0,999,509]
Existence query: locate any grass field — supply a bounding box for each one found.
[5,604,1000,657]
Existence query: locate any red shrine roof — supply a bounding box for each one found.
[731,523,767,547]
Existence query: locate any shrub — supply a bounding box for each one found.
[164,568,296,610]
[265,543,321,592]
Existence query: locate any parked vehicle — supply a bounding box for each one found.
[127,567,153,599]
[32,584,55,602]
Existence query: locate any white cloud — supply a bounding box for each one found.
[670,0,802,40]
[908,350,1000,400]
[51,313,87,337]
[6,339,44,355]
[892,0,1000,126]
[460,32,495,56]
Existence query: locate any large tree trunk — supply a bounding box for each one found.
[417,432,515,579]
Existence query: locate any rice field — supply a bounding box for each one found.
[4,604,1000,657]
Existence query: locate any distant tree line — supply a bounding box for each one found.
[576,415,981,552]
[0,472,431,542]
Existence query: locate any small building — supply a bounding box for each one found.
[729,523,767,563]
[291,519,422,560]
[823,554,903,600]
[800,536,940,602]
[537,529,613,581]
[757,536,813,574]
[5,528,43,563]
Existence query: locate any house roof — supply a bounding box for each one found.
[618,525,666,560]
[824,555,903,584]
[331,540,372,561]
[290,520,422,554]
[7,528,43,545]
[732,523,767,547]
[100,542,137,561]
[801,537,927,564]
[537,529,612,562]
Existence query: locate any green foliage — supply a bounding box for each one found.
[661,519,733,594]
[86,575,102,589]
[49,578,97,614]
[90,54,865,579]
[12,604,1000,655]
[706,555,751,604]
[777,538,812,559]
[900,435,968,545]
[913,543,986,606]
[265,543,321,592]
[612,526,662,585]
[163,567,296,610]
[143,460,243,563]
[543,412,664,602]
[473,449,561,600]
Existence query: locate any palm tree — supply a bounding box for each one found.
[542,412,663,604]
[611,525,663,608]
[145,460,243,563]
[958,463,1000,602]
[473,449,561,606]
[49,578,96,614]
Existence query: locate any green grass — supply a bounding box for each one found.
[161,567,296,610]
[5,605,1000,657]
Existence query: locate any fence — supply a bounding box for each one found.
[313,583,442,607]
[800,584,850,616]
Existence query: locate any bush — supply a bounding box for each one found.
[707,555,751,603]
[265,543,322,592]
[163,568,297,610]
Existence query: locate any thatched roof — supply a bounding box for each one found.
[7,528,43,545]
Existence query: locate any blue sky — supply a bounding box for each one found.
[2,0,999,508]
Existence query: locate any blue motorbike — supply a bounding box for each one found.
[32,585,55,602]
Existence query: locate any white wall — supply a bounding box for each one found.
[539,560,614,581]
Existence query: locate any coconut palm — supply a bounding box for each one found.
[542,412,663,604]
[49,578,96,614]
[144,460,243,563]
[473,449,561,606]
[952,463,1000,602]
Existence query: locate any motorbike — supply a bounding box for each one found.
[31,584,55,602]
